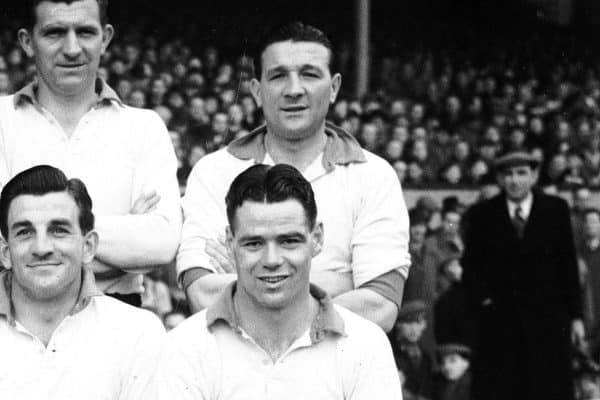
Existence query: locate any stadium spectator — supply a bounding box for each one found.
[462,150,584,400]
[433,344,472,400]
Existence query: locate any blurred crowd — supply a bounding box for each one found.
[2,22,600,192]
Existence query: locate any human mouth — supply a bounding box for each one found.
[258,275,289,284]
[28,262,61,268]
[281,105,307,112]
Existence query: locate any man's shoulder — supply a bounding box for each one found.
[333,305,388,341]
[186,147,253,184]
[93,295,164,331]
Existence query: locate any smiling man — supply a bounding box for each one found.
[0,0,181,306]
[462,150,584,400]
[178,22,409,332]
[153,164,401,399]
[0,165,164,400]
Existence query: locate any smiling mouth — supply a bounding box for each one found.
[258,275,288,284]
[28,262,61,268]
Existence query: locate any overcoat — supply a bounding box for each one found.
[462,190,582,400]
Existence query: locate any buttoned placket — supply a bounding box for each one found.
[236,326,315,400]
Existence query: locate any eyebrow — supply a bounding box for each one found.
[10,218,74,231]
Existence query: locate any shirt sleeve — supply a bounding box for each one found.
[359,269,405,310]
[342,313,403,399]
[94,110,182,269]
[350,157,411,287]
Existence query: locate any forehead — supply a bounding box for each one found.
[7,192,79,227]
[34,0,102,28]
[499,164,534,174]
[232,199,310,236]
[260,41,331,74]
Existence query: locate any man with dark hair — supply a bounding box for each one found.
[178,22,409,331]
[152,164,401,399]
[0,165,164,399]
[462,151,584,400]
[0,0,182,306]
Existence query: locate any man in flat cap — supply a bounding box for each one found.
[462,150,584,400]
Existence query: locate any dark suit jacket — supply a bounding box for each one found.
[462,190,582,400]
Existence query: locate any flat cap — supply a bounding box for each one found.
[494,150,541,170]
[437,343,472,359]
[397,300,427,322]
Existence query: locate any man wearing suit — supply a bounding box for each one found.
[462,151,584,400]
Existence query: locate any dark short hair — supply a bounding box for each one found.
[253,21,333,80]
[24,0,109,30]
[0,165,94,238]
[225,164,317,234]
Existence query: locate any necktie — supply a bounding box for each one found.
[513,205,526,238]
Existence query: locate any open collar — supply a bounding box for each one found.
[0,266,103,327]
[13,78,123,109]
[227,122,366,172]
[206,282,346,344]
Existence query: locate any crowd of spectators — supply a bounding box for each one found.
[2,21,600,192]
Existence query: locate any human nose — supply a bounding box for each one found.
[262,242,283,269]
[32,233,53,258]
[283,73,304,98]
[62,30,82,58]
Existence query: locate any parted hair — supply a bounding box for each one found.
[225,164,317,233]
[0,165,94,238]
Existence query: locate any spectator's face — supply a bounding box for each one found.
[7,48,23,67]
[128,90,146,108]
[0,192,97,302]
[397,319,426,343]
[226,199,323,311]
[440,354,470,381]
[166,92,184,110]
[251,41,341,141]
[228,104,244,125]
[187,145,206,167]
[150,78,167,98]
[18,0,114,97]
[110,59,125,76]
[212,113,228,135]
[407,163,424,183]
[574,188,591,211]
[205,97,219,116]
[393,161,407,182]
[444,259,463,282]
[115,79,132,99]
[410,104,424,123]
[412,140,428,161]
[154,105,172,125]
[360,123,378,147]
[497,164,539,202]
[442,164,462,184]
[188,98,206,121]
[548,154,567,178]
[386,140,404,161]
[0,72,10,93]
[529,117,543,134]
[454,141,469,160]
[584,212,600,240]
[392,126,409,143]
[470,160,489,181]
[442,211,461,236]
[241,96,256,116]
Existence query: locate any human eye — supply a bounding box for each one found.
[78,27,98,37]
[49,226,70,237]
[302,69,322,78]
[268,73,284,81]
[242,240,262,250]
[280,236,303,248]
[14,228,33,238]
[43,27,66,38]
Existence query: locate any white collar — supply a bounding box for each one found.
[507,192,533,220]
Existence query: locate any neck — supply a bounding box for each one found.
[235,288,317,362]
[11,281,80,347]
[37,81,98,137]
[265,125,328,172]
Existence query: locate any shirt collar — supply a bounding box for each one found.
[227,122,367,172]
[13,78,124,109]
[506,191,534,219]
[206,282,346,344]
[0,266,103,327]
